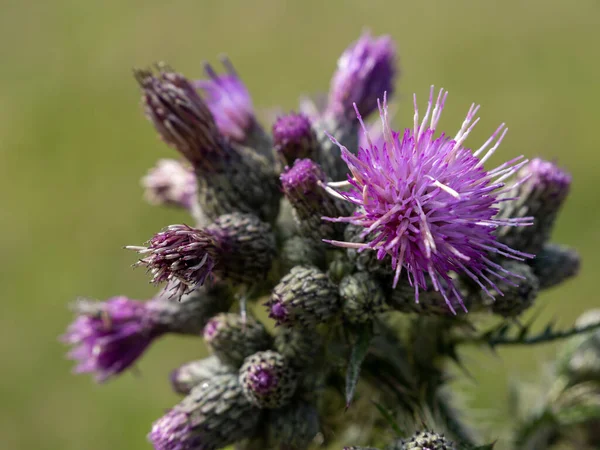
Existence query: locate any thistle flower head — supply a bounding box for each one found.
[127,225,219,299]
[239,350,298,409]
[142,159,197,210]
[194,57,255,143]
[280,158,327,201]
[273,112,317,166]
[62,296,159,382]
[325,87,533,313]
[326,31,397,121]
[135,65,224,170]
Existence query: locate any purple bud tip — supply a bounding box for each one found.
[148,409,191,450]
[280,158,326,193]
[142,159,197,210]
[202,318,220,340]
[519,158,572,197]
[61,297,158,382]
[248,366,278,395]
[272,113,316,164]
[326,31,397,121]
[268,300,289,324]
[194,58,255,143]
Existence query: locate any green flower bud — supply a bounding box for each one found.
[281,236,327,274]
[531,243,580,290]
[170,355,231,395]
[274,326,323,369]
[485,261,539,318]
[268,401,320,449]
[149,373,260,450]
[266,265,340,327]
[339,272,387,323]
[204,313,272,368]
[386,430,456,450]
[239,351,298,409]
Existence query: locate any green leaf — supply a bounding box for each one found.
[345,322,374,409]
[371,400,405,436]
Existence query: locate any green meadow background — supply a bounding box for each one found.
[2,1,599,449]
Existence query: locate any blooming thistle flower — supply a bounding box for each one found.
[62,285,232,382]
[149,373,260,450]
[273,112,318,169]
[325,31,397,122]
[323,87,533,313]
[127,212,276,299]
[135,65,280,222]
[195,58,272,160]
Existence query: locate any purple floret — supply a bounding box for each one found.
[194,57,255,143]
[62,296,161,382]
[149,409,191,450]
[324,87,533,313]
[326,31,397,122]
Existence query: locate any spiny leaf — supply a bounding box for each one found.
[345,322,373,409]
[371,400,405,436]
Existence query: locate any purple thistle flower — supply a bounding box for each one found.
[142,159,197,211]
[194,57,256,144]
[325,31,397,122]
[273,112,318,167]
[128,225,219,299]
[61,296,161,382]
[324,87,533,313]
[149,409,192,450]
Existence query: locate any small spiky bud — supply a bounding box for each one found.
[344,224,394,278]
[339,272,387,323]
[203,313,272,368]
[386,430,456,450]
[274,326,323,369]
[280,236,327,274]
[149,373,260,450]
[239,351,298,409]
[128,213,276,299]
[558,310,600,384]
[273,112,318,168]
[531,243,580,290]
[481,261,539,317]
[195,57,272,159]
[142,159,197,211]
[266,265,340,327]
[327,252,355,284]
[170,355,231,395]
[497,158,572,254]
[280,159,349,242]
[268,401,320,450]
[387,276,475,315]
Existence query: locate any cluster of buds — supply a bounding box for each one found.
[62,30,586,450]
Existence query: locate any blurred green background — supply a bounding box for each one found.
[2,0,599,448]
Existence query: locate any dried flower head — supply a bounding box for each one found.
[324,87,533,313]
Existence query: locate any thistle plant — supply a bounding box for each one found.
[62,31,597,450]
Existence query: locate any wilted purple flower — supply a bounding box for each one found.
[128,213,276,299]
[61,296,160,382]
[135,66,225,171]
[324,87,533,313]
[128,224,219,299]
[325,31,397,122]
[142,159,197,210]
[273,112,317,167]
[194,57,256,144]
